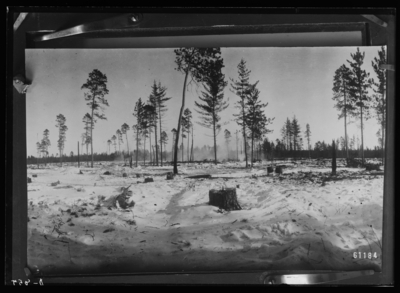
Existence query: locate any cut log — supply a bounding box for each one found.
[267,166,273,173]
[209,188,241,211]
[32,174,37,178]
[185,174,211,179]
[144,177,154,183]
[103,171,112,175]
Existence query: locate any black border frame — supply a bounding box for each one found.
[6,7,395,286]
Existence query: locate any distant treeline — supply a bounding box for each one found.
[27,145,384,166]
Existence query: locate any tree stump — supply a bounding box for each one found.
[365,163,381,171]
[27,177,32,183]
[103,171,112,175]
[209,188,241,211]
[32,174,37,178]
[267,166,273,174]
[166,172,174,180]
[122,173,128,177]
[275,166,283,174]
[144,177,154,183]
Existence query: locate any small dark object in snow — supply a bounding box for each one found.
[144,177,154,183]
[140,240,146,243]
[122,173,128,177]
[103,228,115,233]
[103,171,111,175]
[79,170,83,174]
[236,185,240,188]
[275,166,283,174]
[292,219,297,222]
[286,194,291,198]
[309,203,312,206]
[27,177,32,183]
[32,174,37,178]
[166,172,175,180]
[154,204,157,206]
[136,174,141,178]
[142,196,145,198]
[241,218,248,223]
[68,223,75,226]
[66,218,71,222]
[365,163,381,171]
[267,166,274,173]
[51,180,60,186]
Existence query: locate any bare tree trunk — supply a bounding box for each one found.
[174,69,189,174]
[77,142,80,168]
[213,120,217,165]
[154,115,158,166]
[344,82,349,160]
[159,107,163,167]
[143,134,146,167]
[241,98,248,167]
[91,105,94,168]
[190,126,194,162]
[136,128,139,167]
[381,93,385,165]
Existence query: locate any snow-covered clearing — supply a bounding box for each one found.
[27,159,384,275]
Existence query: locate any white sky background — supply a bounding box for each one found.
[26,47,384,157]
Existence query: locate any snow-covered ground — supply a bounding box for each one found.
[27,159,384,275]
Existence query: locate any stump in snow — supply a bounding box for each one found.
[27,177,32,183]
[122,173,128,177]
[103,171,112,175]
[267,166,273,174]
[365,163,381,171]
[32,174,37,178]
[166,172,174,180]
[209,188,241,211]
[275,166,283,174]
[144,177,154,183]
[136,174,141,178]
[79,170,83,174]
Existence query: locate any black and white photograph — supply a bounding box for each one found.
[25,46,386,275]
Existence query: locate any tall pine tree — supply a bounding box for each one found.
[173,47,224,174]
[346,48,372,165]
[195,60,229,164]
[81,69,109,168]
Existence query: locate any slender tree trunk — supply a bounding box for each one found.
[77,142,80,168]
[251,132,254,168]
[91,105,94,168]
[174,69,189,174]
[344,83,349,160]
[190,126,194,161]
[136,128,139,167]
[171,133,175,162]
[236,131,238,161]
[154,115,158,166]
[213,120,217,165]
[360,103,365,166]
[241,98,248,167]
[143,134,146,167]
[381,93,385,165]
[158,107,163,167]
[187,128,190,162]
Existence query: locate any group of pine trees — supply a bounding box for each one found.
[33,46,386,171]
[332,46,386,165]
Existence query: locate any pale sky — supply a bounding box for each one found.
[25,47,384,157]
